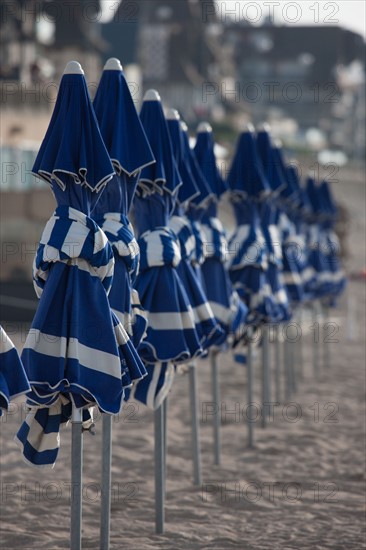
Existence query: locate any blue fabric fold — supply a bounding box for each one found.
[32,73,115,193]
[0,327,30,416]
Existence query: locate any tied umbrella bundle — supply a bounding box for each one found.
[193,123,248,342]
[91,57,156,549]
[166,110,225,352]
[129,91,204,411]
[227,126,277,324]
[15,62,147,468]
[274,145,306,306]
[318,180,347,305]
[192,122,248,465]
[126,90,205,533]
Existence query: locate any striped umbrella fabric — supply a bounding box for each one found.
[129,91,202,409]
[15,62,146,467]
[92,58,156,347]
[193,123,248,342]
[273,152,305,305]
[304,176,336,300]
[274,146,314,302]
[167,110,225,351]
[0,327,30,416]
[256,128,291,321]
[227,127,276,324]
[318,181,347,304]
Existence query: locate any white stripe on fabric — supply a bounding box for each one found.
[274,289,289,305]
[139,228,181,268]
[23,409,60,453]
[231,225,251,246]
[146,364,162,410]
[269,225,282,261]
[24,329,122,379]
[143,311,195,331]
[302,267,316,283]
[207,302,231,324]
[191,303,216,323]
[282,272,303,285]
[153,364,175,410]
[39,216,57,247]
[62,222,89,258]
[0,327,15,354]
[113,321,130,346]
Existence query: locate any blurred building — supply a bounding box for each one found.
[223,23,366,156]
[0,0,107,308]
[103,0,232,121]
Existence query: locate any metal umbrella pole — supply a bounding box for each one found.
[162,396,168,498]
[283,326,291,402]
[297,308,304,381]
[312,301,320,380]
[323,304,331,369]
[154,400,165,534]
[188,363,202,486]
[100,414,112,550]
[71,406,83,550]
[246,331,255,449]
[261,323,270,428]
[210,351,221,465]
[274,324,281,404]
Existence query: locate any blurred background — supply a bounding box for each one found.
[1,0,365,320]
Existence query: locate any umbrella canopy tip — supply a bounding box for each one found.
[273,138,283,148]
[64,61,84,75]
[166,108,180,120]
[197,122,212,133]
[144,89,161,102]
[104,58,123,71]
[244,123,255,133]
[257,122,271,133]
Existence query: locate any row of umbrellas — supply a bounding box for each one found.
[0,58,346,548]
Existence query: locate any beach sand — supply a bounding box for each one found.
[0,175,365,550]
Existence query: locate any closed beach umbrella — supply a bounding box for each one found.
[318,180,346,304]
[91,57,156,549]
[167,110,225,350]
[132,91,202,389]
[0,326,30,416]
[128,90,201,533]
[227,127,274,323]
[16,61,146,468]
[193,122,248,464]
[93,58,155,346]
[273,147,305,305]
[256,127,291,322]
[305,176,334,300]
[194,123,248,338]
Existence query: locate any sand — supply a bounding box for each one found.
[0,175,365,549]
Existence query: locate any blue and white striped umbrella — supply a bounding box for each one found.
[304,176,336,300]
[16,62,146,467]
[0,326,30,416]
[280,154,316,302]
[167,111,225,350]
[194,123,248,340]
[272,145,307,304]
[92,58,155,346]
[129,91,202,409]
[180,122,216,284]
[227,127,276,324]
[318,181,346,303]
[256,128,291,322]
